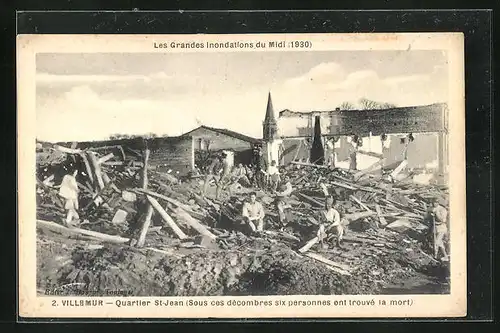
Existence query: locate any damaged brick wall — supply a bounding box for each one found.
[147,136,194,175]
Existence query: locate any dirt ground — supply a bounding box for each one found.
[37,222,449,297]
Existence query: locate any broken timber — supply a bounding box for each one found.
[136,204,154,247]
[349,195,372,212]
[134,188,205,219]
[88,152,105,190]
[305,252,351,273]
[142,148,150,189]
[173,206,217,240]
[146,195,188,240]
[353,158,386,180]
[37,219,129,244]
[375,204,387,226]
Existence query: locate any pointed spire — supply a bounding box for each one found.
[264,91,277,124]
[263,92,278,141]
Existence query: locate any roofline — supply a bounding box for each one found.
[278,102,448,116]
[181,125,261,143]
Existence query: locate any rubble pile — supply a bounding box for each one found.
[36,143,450,296]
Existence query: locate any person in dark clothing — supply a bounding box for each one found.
[255,149,268,189]
[201,153,224,196]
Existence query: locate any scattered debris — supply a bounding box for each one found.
[36,142,450,296]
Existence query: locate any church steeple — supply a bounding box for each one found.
[263,92,278,141]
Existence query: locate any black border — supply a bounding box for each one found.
[2,5,494,326]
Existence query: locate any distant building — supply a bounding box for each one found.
[180,125,261,166]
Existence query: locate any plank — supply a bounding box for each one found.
[88,152,105,190]
[37,219,129,244]
[296,192,324,207]
[80,153,94,184]
[136,204,154,247]
[97,153,115,164]
[172,206,217,240]
[135,188,207,220]
[349,195,372,212]
[54,145,82,154]
[390,160,408,179]
[146,195,188,240]
[142,148,150,189]
[330,181,357,191]
[304,252,351,271]
[375,204,387,226]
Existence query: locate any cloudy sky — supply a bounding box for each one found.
[36,50,449,142]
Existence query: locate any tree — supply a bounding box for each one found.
[359,98,397,110]
[339,101,356,110]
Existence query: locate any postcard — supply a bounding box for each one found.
[18,33,466,318]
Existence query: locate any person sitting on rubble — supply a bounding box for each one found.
[273,175,293,229]
[427,197,449,261]
[202,153,224,197]
[241,192,265,234]
[58,169,80,226]
[317,196,344,248]
[230,163,251,188]
[267,160,280,192]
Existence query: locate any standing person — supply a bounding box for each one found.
[267,160,280,192]
[274,175,293,228]
[59,169,80,226]
[241,192,266,233]
[216,152,232,200]
[317,196,344,248]
[255,148,268,189]
[428,198,449,261]
[348,135,360,171]
[325,137,336,168]
[201,153,224,197]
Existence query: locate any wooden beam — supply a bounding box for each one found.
[375,204,387,226]
[134,188,202,217]
[37,219,129,244]
[344,210,376,221]
[390,160,408,179]
[304,252,351,272]
[349,195,372,212]
[79,153,94,184]
[357,150,383,159]
[54,145,82,154]
[172,207,216,240]
[136,204,154,247]
[142,148,150,189]
[330,181,357,191]
[353,158,386,179]
[87,152,105,190]
[296,192,324,207]
[298,236,320,253]
[146,195,188,240]
[291,161,329,169]
[97,153,114,164]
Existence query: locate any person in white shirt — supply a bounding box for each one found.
[267,160,280,192]
[241,192,265,233]
[325,137,336,168]
[274,175,294,228]
[317,196,344,248]
[59,169,80,226]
